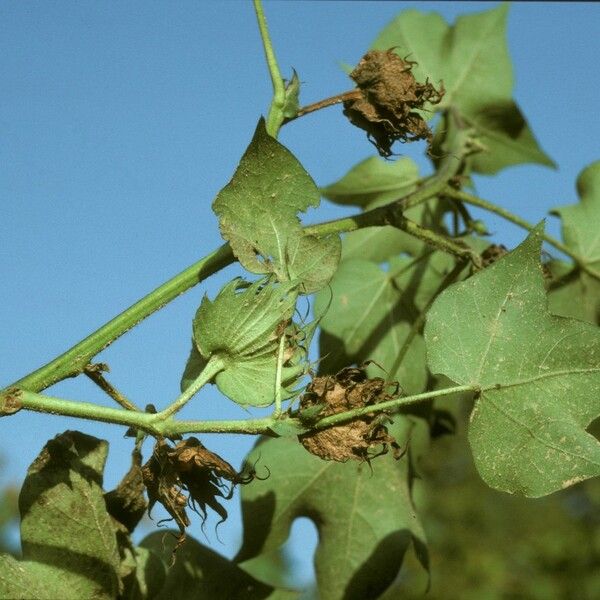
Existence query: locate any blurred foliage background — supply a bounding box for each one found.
[0,459,19,557]
[380,399,600,600]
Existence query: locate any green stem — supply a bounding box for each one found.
[1,383,477,438]
[445,188,600,282]
[156,355,225,421]
[2,389,162,435]
[271,335,286,419]
[388,261,467,378]
[313,384,477,430]
[253,0,285,137]
[11,244,234,394]
[163,417,277,436]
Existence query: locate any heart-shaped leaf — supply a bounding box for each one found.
[213,119,340,293]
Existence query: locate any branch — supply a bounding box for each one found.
[156,355,225,421]
[5,119,476,399]
[0,383,478,437]
[445,188,600,282]
[307,384,478,430]
[84,363,140,412]
[282,90,362,124]
[253,0,285,137]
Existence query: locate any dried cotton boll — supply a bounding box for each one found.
[343,49,444,158]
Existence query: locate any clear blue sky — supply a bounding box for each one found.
[1,1,599,588]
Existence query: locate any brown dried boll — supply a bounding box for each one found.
[343,49,444,158]
[298,366,401,463]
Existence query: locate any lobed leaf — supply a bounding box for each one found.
[141,532,298,599]
[236,436,427,600]
[213,118,340,293]
[370,5,554,173]
[0,431,121,599]
[425,225,600,496]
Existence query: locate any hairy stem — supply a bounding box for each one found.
[157,355,225,421]
[10,244,235,394]
[388,260,467,378]
[282,90,362,124]
[1,383,477,437]
[253,0,285,137]
[445,188,600,281]
[2,389,163,435]
[84,364,140,412]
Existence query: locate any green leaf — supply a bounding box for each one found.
[549,161,600,324]
[371,5,554,173]
[315,258,432,394]
[213,118,340,293]
[140,532,298,599]
[0,431,121,599]
[321,156,419,208]
[282,69,300,120]
[425,226,600,496]
[122,546,166,600]
[547,260,600,325]
[180,342,208,393]
[189,278,300,407]
[236,436,427,600]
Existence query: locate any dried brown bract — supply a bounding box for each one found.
[343,49,444,158]
[104,447,147,533]
[141,437,259,561]
[298,366,401,462]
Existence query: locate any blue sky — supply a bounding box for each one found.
[1,1,599,589]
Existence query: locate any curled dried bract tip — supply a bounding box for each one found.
[140,436,261,563]
[343,49,444,158]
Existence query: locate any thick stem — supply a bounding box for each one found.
[10,244,234,394]
[2,389,162,435]
[253,0,285,137]
[1,383,477,437]
[445,188,600,282]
